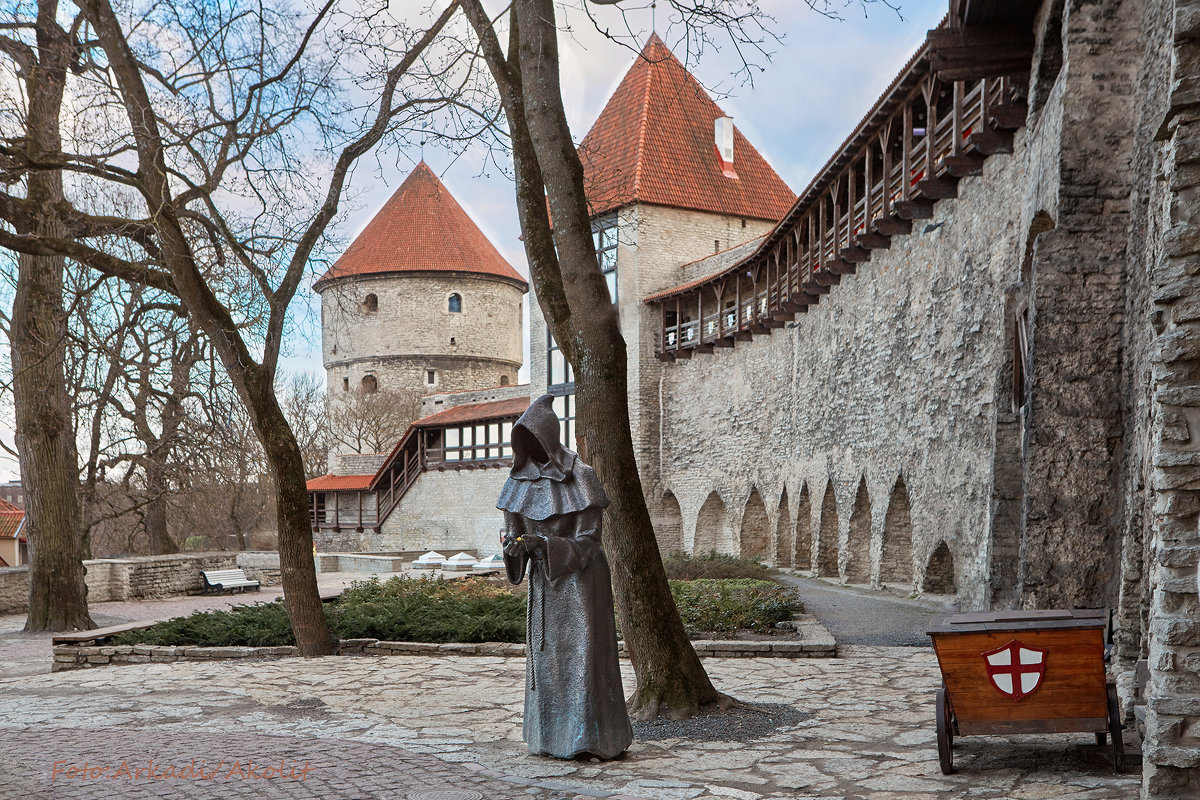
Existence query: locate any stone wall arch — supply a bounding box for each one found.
[846,478,871,583]
[817,481,839,577]
[880,476,914,586]
[773,489,792,567]
[694,492,732,555]
[655,492,683,554]
[794,484,812,570]
[922,541,957,594]
[740,488,771,561]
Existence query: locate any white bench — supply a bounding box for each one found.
[201,568,261,595]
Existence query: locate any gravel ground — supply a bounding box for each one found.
[775,573,953,647]
[633,702,812,742]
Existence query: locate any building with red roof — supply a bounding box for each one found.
[0,497,27,567]
[309,36,794,560]
[317,162,528,446]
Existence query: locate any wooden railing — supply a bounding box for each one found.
[650,37,1028,361]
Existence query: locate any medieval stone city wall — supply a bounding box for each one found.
[321,272,524,400]
[1140,0,1200,793]
[652,140,1029,609]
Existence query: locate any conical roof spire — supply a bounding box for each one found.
[578,34,794,221]
[316,162,526,288]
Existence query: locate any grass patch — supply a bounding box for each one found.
[662,551,780,582]
[670,579,803,635]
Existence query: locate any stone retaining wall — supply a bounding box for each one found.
[0,552,283,614]
[51,613,835,671]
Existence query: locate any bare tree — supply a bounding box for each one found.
[0,0,478,652]
[329,387,422,457]
[0,0,94,631]
[458,0,827,719]
[280,372,333,479]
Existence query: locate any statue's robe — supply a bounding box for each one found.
[497,395,632,760]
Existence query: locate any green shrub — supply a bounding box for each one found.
[669,578,802,635]
[662,551,779,582]
[111,600,295,647]
[329,576,525,644]
[111,575,799,648]
[112,576,526,647]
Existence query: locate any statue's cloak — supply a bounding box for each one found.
[497,394,632,760]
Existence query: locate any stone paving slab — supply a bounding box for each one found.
[0,644,1139,799]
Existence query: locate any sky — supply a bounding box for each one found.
[0,0,948,483]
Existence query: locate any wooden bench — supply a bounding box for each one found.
[52,621,156,646]
[201,568,261,595]
[927,609,1124,774]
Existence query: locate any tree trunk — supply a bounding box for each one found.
[244,368,329,654]
[508,0,724,719]
[143,458,177,555]
[14,0,94,632]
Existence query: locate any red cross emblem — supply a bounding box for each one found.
[982,640,1047,701]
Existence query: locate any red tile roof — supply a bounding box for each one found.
[412,397,530,428]
[579,34,795,222]
[306,474,376,491]
[0,498,25,539]
[315,162,527,288]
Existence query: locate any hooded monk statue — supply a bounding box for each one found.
[496,394,633,760]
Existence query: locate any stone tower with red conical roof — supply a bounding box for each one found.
[528,34,794,542]
[316,162,527,438]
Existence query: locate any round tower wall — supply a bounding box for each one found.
[319,271,524,396]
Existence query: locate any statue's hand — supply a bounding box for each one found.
[520,534,546,556]
[502,534,522,558]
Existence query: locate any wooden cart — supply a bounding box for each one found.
[927,609,1123,774]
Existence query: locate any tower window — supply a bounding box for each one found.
[500,375,510,386]
[363,293,378,313]
[361,375,378,393]
[427,370,437,385]
[592,215,618,303]
[343,377,349,392]
[448,293,462,313]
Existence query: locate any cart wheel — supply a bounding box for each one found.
[1106,683,1125,773]
[936,687,954,775]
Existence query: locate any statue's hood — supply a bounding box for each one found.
[497,393,609,520]
[509,393,576,482]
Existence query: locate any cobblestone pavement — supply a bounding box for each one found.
[0,644,1140,799]
[0,571,400,677]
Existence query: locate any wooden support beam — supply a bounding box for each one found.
[715,337,735,348]
[917,176,959,200]
[943,153,986,177]
[674,348,693,360]
[893,200,935,220]
[841,245,872,264]
[804,281,831,295]
[857,232,892,250]
[655,352,676,363]
[828,258,857,275]
[735,330,753,342]
[765,319,787,330]
[874,217,913,236]
[814,271,840,286]
[968,129,1014,155]
[988,101,1028,130]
